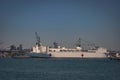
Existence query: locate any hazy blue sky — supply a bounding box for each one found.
[0,0,120,50]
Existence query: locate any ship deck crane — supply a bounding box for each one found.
[35,32,41,47]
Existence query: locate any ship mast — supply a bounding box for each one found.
[35,32,42,47]
[76,38,81,47]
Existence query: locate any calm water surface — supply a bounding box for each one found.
[0,58,120,80]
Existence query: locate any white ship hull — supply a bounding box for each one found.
[29,53,50,58]
[29,52,107,58]
[50,52,107,58]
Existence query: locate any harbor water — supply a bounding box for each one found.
[0,58,120,80]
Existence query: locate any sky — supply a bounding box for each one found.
[0,0,120,50]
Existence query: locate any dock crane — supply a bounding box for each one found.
[35,32,41,47]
